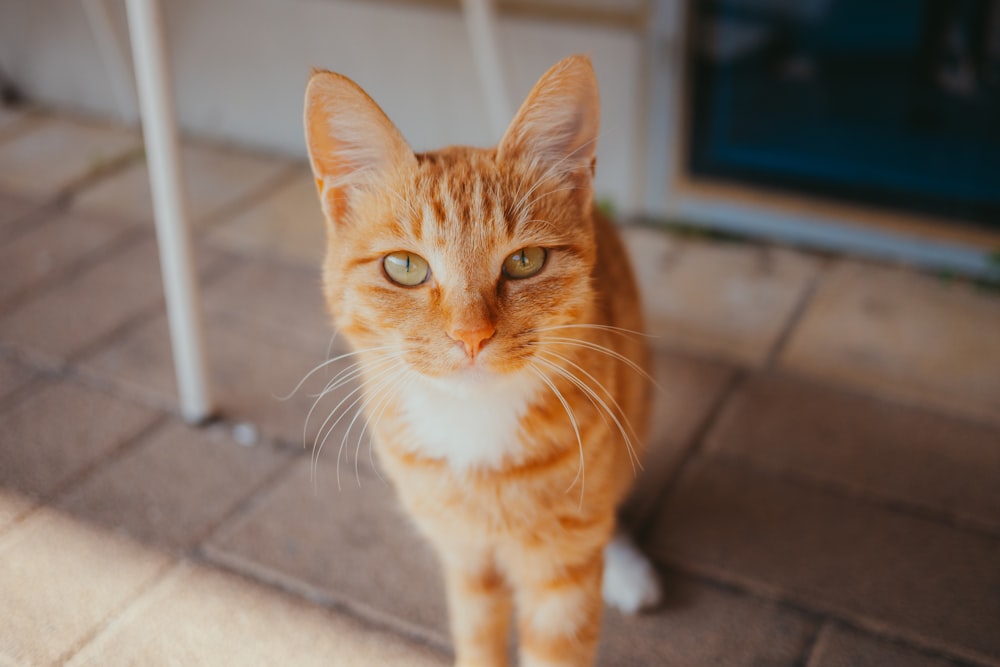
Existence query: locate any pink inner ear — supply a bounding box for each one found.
[304,70,416,223]
[498,55,600,175]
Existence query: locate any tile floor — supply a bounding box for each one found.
[0,109,998,666]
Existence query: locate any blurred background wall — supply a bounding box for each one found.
[1,0,997,276]
[0,0,646,210]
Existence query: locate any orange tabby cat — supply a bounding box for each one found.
[304,55,661,667]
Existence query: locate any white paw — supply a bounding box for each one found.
[602,532,662,614]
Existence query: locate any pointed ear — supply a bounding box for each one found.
[497,55,600,180]
[304,69,416,223]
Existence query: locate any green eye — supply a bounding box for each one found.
[503,247,547,279]
[383,251,430,286]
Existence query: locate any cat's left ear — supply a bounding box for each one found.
[304,69,416,224]
[497,54,600,182]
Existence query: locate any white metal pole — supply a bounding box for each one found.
[124,0,213,423]
[461,0,512,139]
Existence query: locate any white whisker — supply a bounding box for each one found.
[338,364,403,489]
[519,185,580,214]
[511,135,599,220]
[302,352,401,451]
[358,368,419,487]
[277,345,395,401]
[325,329,341,361]
[543,336,664,393]
[528,363,585,509]
[310,355,402,490]
[534,352,641,475]
[532,323,657,340]
[322,359,404,491]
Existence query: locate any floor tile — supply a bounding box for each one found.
[0,107,32,137]
[55,420,291,550]
[806,624,974,667]
[620,350,735,529]
[79,313,352,445]
[67,561,447,667]
[200,256,335,355]
[780,260,1000,425]
[0,115,140,197]
[206,454,817,666]
[705,373,1000,534]
[0,354,36,403]
[0,509,170,665]
[645,457,1000,666]
[599,574,816,667]
[0,208,133,307]
[0,191,41,232]
[0,488,36,535]
[621,227,822,366]
[72,142,292,227]
[0,236,222,362]
[205,456,449,645]
[0,378,161,499]
[204,168,325,267]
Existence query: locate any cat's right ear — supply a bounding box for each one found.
[497,55,600,184]
[304,69,416,224]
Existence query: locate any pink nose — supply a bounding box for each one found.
[447,323,495,359]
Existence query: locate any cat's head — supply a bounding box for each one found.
[304,55,600,388]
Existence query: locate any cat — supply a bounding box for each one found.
[304,54,661,667]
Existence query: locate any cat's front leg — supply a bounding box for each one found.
[439,548,512,667]
[512,548,604,667]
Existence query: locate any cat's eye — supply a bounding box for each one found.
[503,247,547,280]
[383,251,430,286]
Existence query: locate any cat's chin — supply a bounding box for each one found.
[441,364,499,389]
[419,361,515,396]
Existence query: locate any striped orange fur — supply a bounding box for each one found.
[305,55,658,667]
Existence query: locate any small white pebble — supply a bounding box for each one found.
[232,422,259,447]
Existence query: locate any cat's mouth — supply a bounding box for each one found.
[417,362,502,396]
[451,363,496,383]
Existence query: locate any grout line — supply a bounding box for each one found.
[763,259,828,370]
[0,108,47,146]
[202,239,325,274]
[634,368,748,541]
[198,546,453,657]
[0,223,150,315]
[45,413,173,507]
[201,550,456,659]
[0,195,64,243]
[792,622,826,667]
[193,161,305,235]
[776,363,1000,432]
[645,335,758,369]
[655,561,827,625]
[816,619,990,667]
[0,411,172,542]
[0,368,56,415]
[0,225,150,317]
[187,444,302,554]
[55,143,146,206]
[655,562,996,667]
[708,452,1000,543]
[66,243,240,367]
[59,557,182,666]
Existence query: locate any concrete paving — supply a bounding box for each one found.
[1,109,998,666]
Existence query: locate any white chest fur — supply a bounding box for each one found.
[396,369,540,471]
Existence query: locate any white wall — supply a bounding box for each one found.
[0,0,645,210]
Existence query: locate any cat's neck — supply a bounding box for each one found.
[391,367,541,471]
